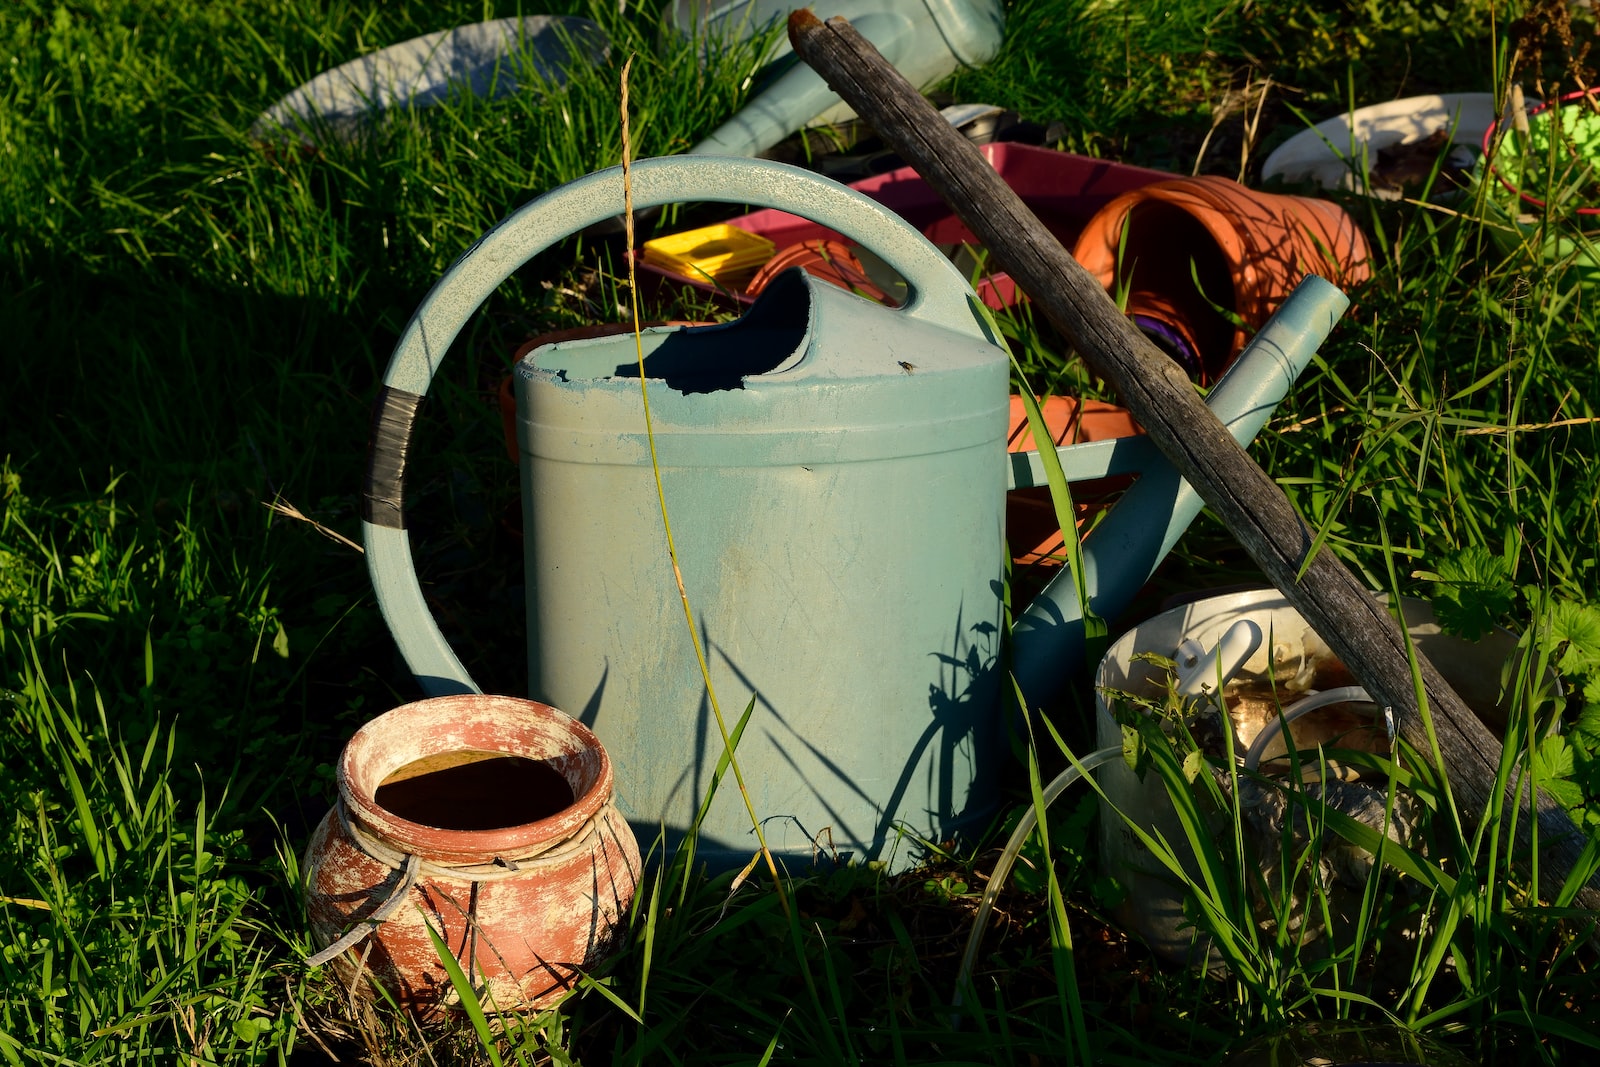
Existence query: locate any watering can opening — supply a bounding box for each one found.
[527,267,815,393]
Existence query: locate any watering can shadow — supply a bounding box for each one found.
[363,156,1350,873]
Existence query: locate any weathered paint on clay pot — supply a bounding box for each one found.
[304,694,641,1015]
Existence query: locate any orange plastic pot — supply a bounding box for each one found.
[303,694,641,1017]
[1005,394,1141,567]
[1071,175,1370,382]
[745,239,896,305]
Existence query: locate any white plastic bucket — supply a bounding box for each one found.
[1093,587,1556,964]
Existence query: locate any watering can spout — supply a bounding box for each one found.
[1006,274,1350,713]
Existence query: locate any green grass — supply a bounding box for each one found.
[5,0,1600,1062]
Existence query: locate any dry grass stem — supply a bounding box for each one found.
[1462,415,1600,434]
[264,497,365,553]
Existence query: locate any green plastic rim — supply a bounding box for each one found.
[1483,88,1600,216]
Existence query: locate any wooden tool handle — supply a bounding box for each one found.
[788,9,1598,913]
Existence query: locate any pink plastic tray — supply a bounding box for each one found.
[633,142,1174,308]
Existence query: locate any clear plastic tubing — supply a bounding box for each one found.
[1241,685,1377,771]
[954,682,1378,1013]
[953,745,1125,1013]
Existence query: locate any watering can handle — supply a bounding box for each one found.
[363,155,1001,695]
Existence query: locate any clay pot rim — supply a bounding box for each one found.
[338,693,614,861]
[1483,88,1600,216]
[745,240,894,306]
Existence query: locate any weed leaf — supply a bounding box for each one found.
[1428,546,1513,640]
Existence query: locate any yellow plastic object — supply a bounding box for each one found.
[640,224,774,284]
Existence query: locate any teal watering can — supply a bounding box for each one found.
[363,156,1349,872]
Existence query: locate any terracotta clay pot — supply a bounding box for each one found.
[1071,175,1371,383]
[304,694,641,1016]
[1005,393,1141,567]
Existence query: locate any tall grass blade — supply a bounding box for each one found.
[617,54,785,904]
[423,917,504,1067]
[1009,354,1105,649]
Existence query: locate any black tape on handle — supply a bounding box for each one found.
[363,386,424,529]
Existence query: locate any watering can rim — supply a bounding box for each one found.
[518,265,1014,389]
